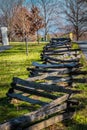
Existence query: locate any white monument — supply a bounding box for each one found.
[1,27,9,46]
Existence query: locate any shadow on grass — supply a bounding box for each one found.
[75,97,87,110]
[0,97,17,123]
[61,96,87,130]
[63,119,87,130]
[0,96,41,123]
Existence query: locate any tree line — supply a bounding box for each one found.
[0,0,87,41]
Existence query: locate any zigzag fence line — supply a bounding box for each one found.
[0,38,85,130]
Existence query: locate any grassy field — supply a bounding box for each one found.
[0,42,47,123]
[0,42,87,130]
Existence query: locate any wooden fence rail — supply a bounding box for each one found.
[0,38,83,130]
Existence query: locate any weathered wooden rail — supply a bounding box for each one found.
[0,94,78,130]
[0,38,83,130]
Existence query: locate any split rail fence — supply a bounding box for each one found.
[0,37,85,130]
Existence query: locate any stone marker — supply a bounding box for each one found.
[1,27,9,45]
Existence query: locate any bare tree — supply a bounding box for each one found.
[0,0,24,41]
[0,0,24,26]
[62,0,87,40]
[30,0,60,41]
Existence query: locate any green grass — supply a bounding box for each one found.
[45,42,87,130]
[55,43,87,130]
[0,42,47,122]
[72,42,79,49]
[0,42,87,130]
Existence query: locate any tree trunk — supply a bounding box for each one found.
[37,30,39,44]
[25,37,28,56]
